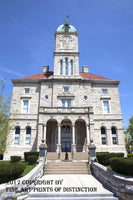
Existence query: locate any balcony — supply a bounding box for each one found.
[39,106,93,115]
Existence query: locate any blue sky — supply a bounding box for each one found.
[0,0,133,129]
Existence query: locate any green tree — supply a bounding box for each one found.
[0,79,12,153]
[125,116,133,154]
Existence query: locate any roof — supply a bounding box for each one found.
[56,24,77,32]
[21,71,111,81]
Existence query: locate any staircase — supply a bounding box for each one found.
[26,161,119,200]
[44,161,91,174]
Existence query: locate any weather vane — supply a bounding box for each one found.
[65,15,69,24]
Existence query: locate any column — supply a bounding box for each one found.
[71,124,76,153]
[56,123,61,153]
[86,124,90,152]
[86,124,90,144]
[43,124,47,144]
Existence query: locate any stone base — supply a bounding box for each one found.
[56,144,61,153]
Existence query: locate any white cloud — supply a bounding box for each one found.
[0,66,24,77]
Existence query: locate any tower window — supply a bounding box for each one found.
[65,58,68,75]
[64,87,69,93]
[60,60,63,75]
[71,60,73,75]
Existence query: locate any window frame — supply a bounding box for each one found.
[111,126,118,145]
[102,89,108,95]
[25,88,30,94]
[21,98,30,114]
[103,100,110,114]
[101,126,107,145]
[64,87,69,93]
[25,126,31,145]
[14,126,20,145]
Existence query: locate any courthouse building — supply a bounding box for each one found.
[4,18,126,160]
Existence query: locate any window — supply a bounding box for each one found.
[103,101,110,114]
[65,58,68,75]
[62,99,71,107]
[45,95,48,99]
[64,87,69,93]
[101,127,107,145]
[25,127,31,145]
[111,127,118,145]
[60,60,63,75]
[14,127,20,145]
[25,88,30,93]
[71,60,73,75]
[102,89,107,94]
[84,95,87,100]
[61,125,70,134]
[22,100,29,114]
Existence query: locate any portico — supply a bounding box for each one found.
[39,106,93,159]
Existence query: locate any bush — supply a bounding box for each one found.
[110,157,133,176]
[24,152,39,162]
[127,154,133,158]
[26,155,38,165]
[0,162,26,184]
[11,156,21,162]
[0,154,3,160]
[96,152,124,166]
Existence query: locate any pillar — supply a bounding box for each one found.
[71,124,76,153]
[56,123,61,153]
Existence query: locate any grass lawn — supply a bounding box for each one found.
[21,163,37,176]
[106,165,112,170]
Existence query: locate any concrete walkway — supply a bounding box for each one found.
[26,174,118,199]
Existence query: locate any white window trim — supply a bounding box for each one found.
[25,127,32,146]
[25,88,30,94]
[14,127,20,146]
[102,100,111,114]
[111,127,118,145]
[21,98,31,114]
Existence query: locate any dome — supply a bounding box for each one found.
[56,24,77,32]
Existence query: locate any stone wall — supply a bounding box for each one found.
[92,162,133,200]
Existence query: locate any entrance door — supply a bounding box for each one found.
[61,141,71,152]
[61,125,72,152]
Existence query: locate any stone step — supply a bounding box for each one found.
[44,162,91,174]
[27,192,118,200]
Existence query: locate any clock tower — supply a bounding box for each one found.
[54,17,79,77]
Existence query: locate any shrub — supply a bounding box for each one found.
[127,154,133,158]
[24,152,39,162]
[110,157,133,176]
[0,154,3,160]
[26,155,38,165]
[11,156,21,162]
[96,152,124,166]
[0,162,26,184]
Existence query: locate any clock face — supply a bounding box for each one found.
[63,36,72,43]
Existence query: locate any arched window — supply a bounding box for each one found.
[14,126,20,145]
[65,58,68,75]
[71,60,73,75]
[101,127,107,145]
[25,127,31,145]
[60,60,63,75]
[111,127,118,145]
